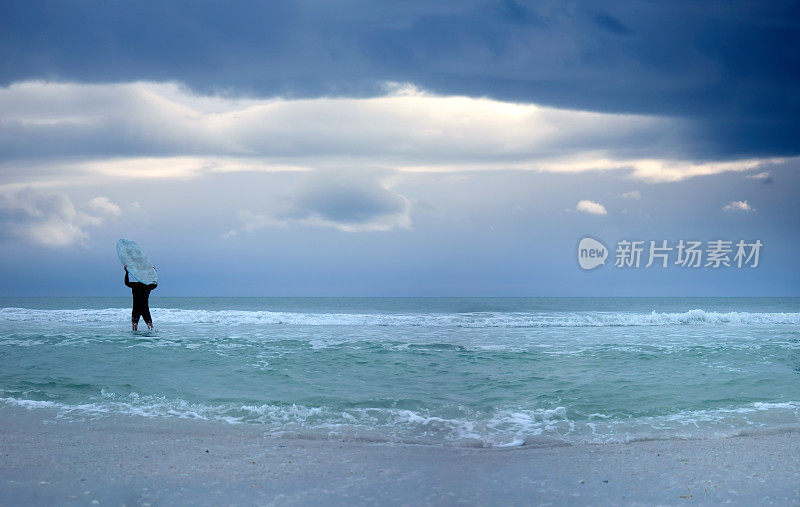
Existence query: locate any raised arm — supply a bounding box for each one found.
[147,266,158,290]
[124,269,134,288]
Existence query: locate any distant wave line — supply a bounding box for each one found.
[1,308,799,327]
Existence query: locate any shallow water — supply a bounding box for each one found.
[1,297,799,447]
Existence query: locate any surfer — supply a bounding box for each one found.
[124,266,157,331]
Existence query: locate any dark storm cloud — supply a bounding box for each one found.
[1,1,798,159]
[291,174,409,226]
[224,170,411,235]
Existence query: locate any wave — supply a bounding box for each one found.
[3,393,799,447]
[1,307,799,327]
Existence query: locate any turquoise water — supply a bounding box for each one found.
[1,297,799,447]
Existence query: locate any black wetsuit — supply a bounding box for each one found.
[125,272,157,325]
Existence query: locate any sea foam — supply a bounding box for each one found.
[2,307,799,327]
[3,393,799,447]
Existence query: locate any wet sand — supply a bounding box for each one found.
[1,405,798,506]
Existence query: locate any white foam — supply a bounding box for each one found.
[3,394,800,447]
[2,307,798,328]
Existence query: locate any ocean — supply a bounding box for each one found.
[1,297,799,448]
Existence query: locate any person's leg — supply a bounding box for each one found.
[131,309,141,331]
[143,307,153,330]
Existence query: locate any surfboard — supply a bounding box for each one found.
[117,239,158,286]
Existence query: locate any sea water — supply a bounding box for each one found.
[1,297,799,447]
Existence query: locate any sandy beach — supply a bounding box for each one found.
[1,405,798,506]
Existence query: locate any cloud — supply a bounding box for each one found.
[621,190,641,199]
[86,196,121,217]
[0,188,120,247]
[287,171,411,231]
[0,81,789,187]
[1,1,798,160]
[225,170,411,235]
[722,200,754,212]
[576,200,608,215]
[746,171,773,184]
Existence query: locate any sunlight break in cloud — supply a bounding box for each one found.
[576,200,608,215]
[0,81,789,188]
[722,200,754,212]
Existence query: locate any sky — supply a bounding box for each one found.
[0,0,798,296]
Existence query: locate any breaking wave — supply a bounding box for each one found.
[3,393,799,447]
[2,307,799,327]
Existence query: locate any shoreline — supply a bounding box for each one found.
[1,405,798,505]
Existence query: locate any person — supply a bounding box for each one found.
[124,266,157,331]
